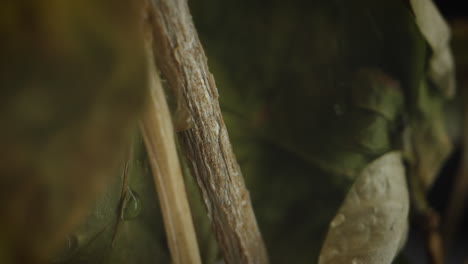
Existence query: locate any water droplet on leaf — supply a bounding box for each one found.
[122,187,141,220]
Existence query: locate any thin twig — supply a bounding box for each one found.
[408,165,444,264]
[444,86,468,252]
[140,42,201,264]
[147,0,269,263]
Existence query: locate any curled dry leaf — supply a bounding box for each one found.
[319,152,409,264]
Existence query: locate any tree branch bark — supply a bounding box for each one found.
[147,0,269,263]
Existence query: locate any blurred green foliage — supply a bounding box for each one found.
[189,0,451,262]
[0,1,147,263]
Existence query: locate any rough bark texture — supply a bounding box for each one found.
[147,0,269,263]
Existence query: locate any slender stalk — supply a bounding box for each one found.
[444,89,468,251]
[409,150,444,264]
[146,0,269,263]
[140,44,201,264]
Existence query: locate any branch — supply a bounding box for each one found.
[147,0,269,263]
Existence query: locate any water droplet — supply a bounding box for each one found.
[330,214,346,228]
[122,187,141,220]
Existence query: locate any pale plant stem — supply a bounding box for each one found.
[140,44,201,264]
